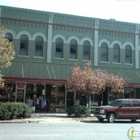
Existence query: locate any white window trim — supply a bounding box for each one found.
[124,63,133,65]
[33,56,44,58]
[18,55,29,57]
[100,61,109,63]
[68,59,78,61]
[54,57,64,60]
[112,62,121,64]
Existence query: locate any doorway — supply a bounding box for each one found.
[65,90,76,108]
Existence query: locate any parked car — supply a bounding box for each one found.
[94,98,140,123]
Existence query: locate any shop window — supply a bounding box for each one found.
[69,39,77,59]
[83,41,90,60]
[19,34,28,56]
[50,85,65,105]
[55,38,63,58]
[35,36,43,57]
[101,42,108,62]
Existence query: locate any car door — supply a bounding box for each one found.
[117,101,133,119]
[132,100,140,118]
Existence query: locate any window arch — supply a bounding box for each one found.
[113,44,120,63]
[35,36,43,57]
[83,41,90,60]
[6,33,13,42]
[101,42,108,61]
[125,45,132,63]
[19,34,28,56]
[55,38,63,58]
[69,39,77,59]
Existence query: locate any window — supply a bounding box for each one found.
[101,42,108,61]
[83,41,90,60]
[55,38,63,58]
[69,39,77,59]
[35,36,43,57]
[125,45,132,63]
[132,101,140,107]
[6,33,13,42]
[121,101,131,107]
[19,35,28,56]
[113,44,120,63]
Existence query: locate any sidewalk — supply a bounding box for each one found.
[0,113,97,123]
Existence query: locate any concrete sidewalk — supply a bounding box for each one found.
[0,113,97,123]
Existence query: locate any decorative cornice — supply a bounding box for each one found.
[0,17,139,35]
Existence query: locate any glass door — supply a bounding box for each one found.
[65,90,76,108]
[15,82,26,102]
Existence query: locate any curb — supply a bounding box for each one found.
[0,117,98,123]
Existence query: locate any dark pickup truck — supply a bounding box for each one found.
[94,99,140,123]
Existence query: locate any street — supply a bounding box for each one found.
[0,120,140,140]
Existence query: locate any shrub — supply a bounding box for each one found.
[66,105,90,117]
[0,102,32,120]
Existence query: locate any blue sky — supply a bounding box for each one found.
[0,0,140,23]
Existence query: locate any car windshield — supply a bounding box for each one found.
[110,100,121,107]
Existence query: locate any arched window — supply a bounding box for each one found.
[55,38,63,58]
[101,42,108,61]
[113,44,120,63]
[19,34,28,56]
[83,41,90,60]
[69,39,77,59]
[6,33,13,42]
[35,36,43,57]
[125,45,132,63]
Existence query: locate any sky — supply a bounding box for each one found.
[0,0,140,24]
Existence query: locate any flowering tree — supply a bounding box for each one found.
[67,62,126,107]
[0,27,15,87]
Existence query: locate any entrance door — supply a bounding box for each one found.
[15,82,26,102]
[65,90,76,108]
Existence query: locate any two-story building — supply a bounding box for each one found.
[0,5,140,111]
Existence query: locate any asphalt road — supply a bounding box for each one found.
[0,120,140,140]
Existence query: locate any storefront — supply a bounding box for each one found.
[0,77,68,113]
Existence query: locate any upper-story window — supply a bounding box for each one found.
[113,44,120,63]
[55,38,63,58]
[125,45,132,63]
[69,39,77,59]
[83,41,90,60]
[19,34,28,56]
[35,36,43,57]
[101,42,108,62]
[6,33,13,42]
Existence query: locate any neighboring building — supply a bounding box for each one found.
[0,5,140,111]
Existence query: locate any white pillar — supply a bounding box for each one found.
[47,14,53,63]
[135,25,139,69]
[94,20,99,66]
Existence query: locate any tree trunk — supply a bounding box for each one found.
[86,93,91,108]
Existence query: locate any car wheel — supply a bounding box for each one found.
[131,119,137,122]
[98,118,104,122]
[108,113,115,123]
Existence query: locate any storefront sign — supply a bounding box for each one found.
[17,84,25,89]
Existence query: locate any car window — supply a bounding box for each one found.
[132,101,140,107]
[110,100,121,107]
[121,101,131,107]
